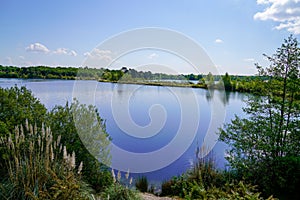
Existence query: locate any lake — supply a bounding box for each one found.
[0,78,246,185]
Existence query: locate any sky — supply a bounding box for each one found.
[1,0,300,75]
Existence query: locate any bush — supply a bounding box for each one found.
[161,150,275,199]
[249,156,300,199]
[48,100,112,192]
[162,178,274,200]
[101,183,141,200]
[135,176,148,193]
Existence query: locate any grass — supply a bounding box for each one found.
[0,121,95,199]
[160,149,276,200]
[0,120,143,200]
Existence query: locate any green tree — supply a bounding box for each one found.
[0,86,47,133]
[205,72,214,88]
[222,72,232,91]
[48,100,112,192]
[219,35,300,198]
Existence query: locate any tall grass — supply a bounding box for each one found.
[101,169,141,200]
[0,121,93,200]
[135,176,148,193]
[161,147,276,199]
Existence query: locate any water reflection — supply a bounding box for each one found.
[205,89,228,105]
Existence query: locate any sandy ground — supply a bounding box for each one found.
[140,193,179,200]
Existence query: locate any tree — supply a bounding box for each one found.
[0,86,47,133]
[219,35,300,198]
[222,72,232,91]
[48,100,112,192]
[205,72,214,88]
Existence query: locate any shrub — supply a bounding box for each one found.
[101,183,141,200]
[48,100,112,193]
[161,149,275,199]
[100,169,140,200]
[135,176,148,193]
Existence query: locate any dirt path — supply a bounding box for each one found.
[140,193,179,200]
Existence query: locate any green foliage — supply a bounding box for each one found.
[161,172,270,200]
[0,65,274,93]
[0,65,78,79]
[135,176,148,193]
[222,72,232,91]
[100,169,140,200]
[0,86,47,133]
[219,35,300,198]
[0,86,47,179]
[161,148,275,199]
[0,123,94,200]
[47,100,112,192]
[0,85,113,195]
[101,183,141,200]
[183,180,266,200]
[205,72,215,88]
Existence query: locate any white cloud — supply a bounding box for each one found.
[244,58,255,62]
[53,48,77,56]
[215,39,223,43]
[53,48,68,55]
[84,49,112,62]
[254,0,300,34]
[26,43,50,53]
[69,50,77,56]
[257,0,270,4]
[26,43,77,56]
[148,53,159,59]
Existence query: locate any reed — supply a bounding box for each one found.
[0,121,93,200]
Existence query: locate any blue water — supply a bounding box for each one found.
[0,78,246,185]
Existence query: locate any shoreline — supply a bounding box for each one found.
[0,77,252,93]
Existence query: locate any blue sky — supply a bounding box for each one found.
[1,0,300,75]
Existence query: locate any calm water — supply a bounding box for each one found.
[0,78,246,184]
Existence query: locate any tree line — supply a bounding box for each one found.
[0,64,270,93]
